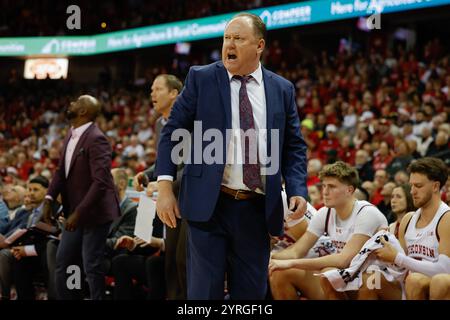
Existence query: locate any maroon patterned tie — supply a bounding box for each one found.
[233,75,263,191]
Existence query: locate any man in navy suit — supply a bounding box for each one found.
[43,95,120,300]
[156,13,308,299]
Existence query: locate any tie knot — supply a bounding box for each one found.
[233,75,253,84]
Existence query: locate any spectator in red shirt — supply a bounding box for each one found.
[306,158,322,187]
[317,124,340,161]
[353,124,373,150]
[386,139,414,177]
[337,135,356,165]
[300,118,320,156]
[373,118,395,147]
[371,169,389,206]
[324,105,338,125]
[307,184,323,210]
[373,141,394,171]
[15,152,34,181]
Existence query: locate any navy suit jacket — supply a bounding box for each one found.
[0,208,30,235]
[47,123,120,226]
[156,62,307,236]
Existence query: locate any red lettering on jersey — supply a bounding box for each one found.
[407,244,435,258]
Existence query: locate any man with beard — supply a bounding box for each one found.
[376,157,450,300]
[42,95,120,300]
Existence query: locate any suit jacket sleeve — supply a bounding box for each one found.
[0,217,8,235]
[282,83,308,200]
[75,134,113,219]
[30,203,62,256]
[155,67,198,177]
[144,164,156,181]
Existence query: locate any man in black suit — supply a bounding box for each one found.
[43,95,120,300]
[46,168,139,299]
[10,176,62,300]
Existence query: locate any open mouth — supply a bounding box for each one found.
[227,54,237,60]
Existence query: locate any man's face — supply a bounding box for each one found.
[321,177,354,208]
[374,170,387,187]
[355,151,367,166]
[379,142,389,156]
[66,97,85,120]
[409,173,439,208]
[326,130,336,139]
[307,185,322,204]
[151,77,175,115]
[340,136,350,148]
[222,17,264,76]
[27,183,47,206]
[307,161,319,176]
[3,185,20,205]
[18,153,26,163]
[381,182,396,197]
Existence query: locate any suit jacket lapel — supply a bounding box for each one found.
[61,131,72,175]
[262,67,277,157]
[215,62,232,130]
[215,62,232,165]
[67,124,95,177]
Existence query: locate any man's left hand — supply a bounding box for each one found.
[375,236,398,263]
[287,196,307,221]
[11,246,26,260]
[65,211,80,232]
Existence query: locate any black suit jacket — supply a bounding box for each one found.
[47,123,120,226]
[7,201,62,256]
[105,197,138,253]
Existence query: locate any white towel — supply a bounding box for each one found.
[320,230,407,292]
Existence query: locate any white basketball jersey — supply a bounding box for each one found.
[326,200,374,253]
[404,201,450,262]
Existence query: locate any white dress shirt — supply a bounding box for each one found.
[65,122,92,177]
[158,64,267,194]
[222,63,267,193]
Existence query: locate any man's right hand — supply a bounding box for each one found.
[145,182,158,198]
[42,198,53,224]
[133,172,149,192]
[268,259,295,276]
[114,235,136,251]
[156,180,180,229]
[271,246,296,260]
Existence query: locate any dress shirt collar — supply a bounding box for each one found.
[71,122,93,139]
[227,63,263,85]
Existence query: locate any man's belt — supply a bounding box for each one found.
[220,185,263,200]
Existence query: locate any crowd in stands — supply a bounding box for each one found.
[0,0,298,36]
[0,22,449,299]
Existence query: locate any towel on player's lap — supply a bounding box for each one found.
[320,230,407,292]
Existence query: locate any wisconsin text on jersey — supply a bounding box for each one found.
[407,244,436,258]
